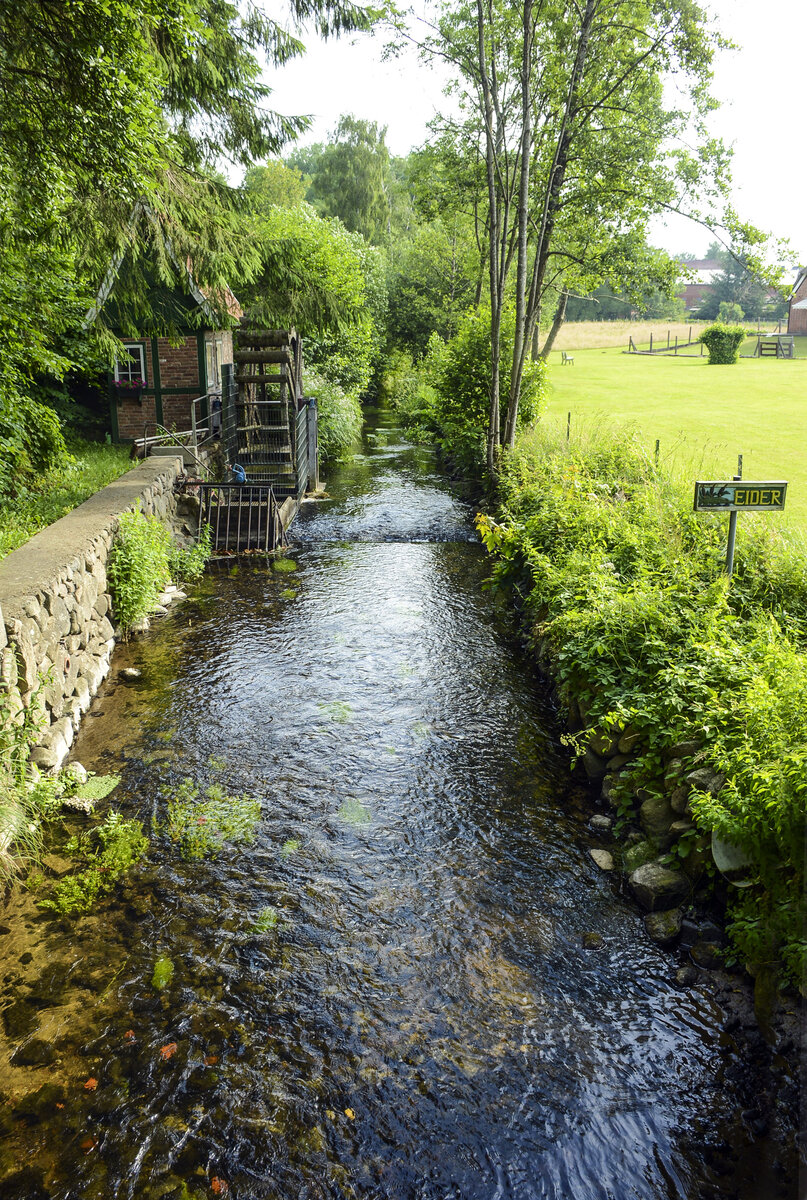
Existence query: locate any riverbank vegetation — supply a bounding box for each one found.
[477,426,807,994]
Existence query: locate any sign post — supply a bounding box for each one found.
[693,456,787,576]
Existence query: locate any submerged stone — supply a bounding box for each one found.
[10,1038,55,1067]
[12,1083,67,1125]
[2,1001,38,1039]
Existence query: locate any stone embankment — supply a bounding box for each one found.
[0,455,197,771]
[534,637,729,962]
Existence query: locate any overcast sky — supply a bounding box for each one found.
[267,0,806,262]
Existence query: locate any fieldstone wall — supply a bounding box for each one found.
[535,634,729,961]
[0,455,186,771]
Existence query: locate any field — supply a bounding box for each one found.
[530,337,807,531]
[545,319,793,353]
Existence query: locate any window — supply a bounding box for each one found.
[206,337,223,393]
[115,344,146,385]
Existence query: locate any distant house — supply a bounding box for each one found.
[787,268,807,335]
[86,214,242,444]
[675,258,723,310]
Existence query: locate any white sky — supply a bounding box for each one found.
[266,0,806,262]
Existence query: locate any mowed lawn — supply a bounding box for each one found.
[534,345,807,530]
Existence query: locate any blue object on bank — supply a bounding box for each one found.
[232,463,247,483]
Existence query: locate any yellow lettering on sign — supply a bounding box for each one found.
[734,489,746,505]
[760,490,771,505]
[772,489,782,504]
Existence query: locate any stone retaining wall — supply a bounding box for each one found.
[0,455,185,771]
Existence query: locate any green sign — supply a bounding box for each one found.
[694,481,787,512]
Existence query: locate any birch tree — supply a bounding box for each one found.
[415,0,767,473]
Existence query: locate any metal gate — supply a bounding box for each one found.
[194,481,282,553]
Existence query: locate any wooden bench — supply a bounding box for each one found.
[561,350,574,366]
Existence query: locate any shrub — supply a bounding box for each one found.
[109,508,211,634]
[107,508,172,635]
[0,394,70,500]
[307,369,363,460]
[699,323,747,364]
[382,307,548,472]
[169,522,211,585]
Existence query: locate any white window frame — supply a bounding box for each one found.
[206,336,223,393]
[115,343,146,385]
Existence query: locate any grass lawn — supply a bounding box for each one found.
[531,345,807,532]
[0,440,133,560]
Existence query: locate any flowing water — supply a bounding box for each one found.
[0,406,799,1199]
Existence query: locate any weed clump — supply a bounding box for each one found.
[159,778,261,859]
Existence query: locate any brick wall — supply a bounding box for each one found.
[158,336,201,390]
[788,276,807,335]
[113,332,235,439]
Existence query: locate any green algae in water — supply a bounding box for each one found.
[280,838,301,857]
[251,906,279,932]
[319,700,352,724]
[280,587,297,599]
[208,755,227,772]
[73,774,121,802]
[398,662,415,677]
[152,956,174,990]
[154,727,176,743]
[162,780,261,860]
[272,557,298,573]
[337,798,371,825]
[411,720,431,740]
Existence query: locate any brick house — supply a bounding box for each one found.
[675,258,723,310]
[86,223,242,443]
[787,268,807,335]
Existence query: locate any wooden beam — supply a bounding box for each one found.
[234,350,292,364]
[235,373,285,384]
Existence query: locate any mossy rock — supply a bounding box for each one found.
[622,839,656,873]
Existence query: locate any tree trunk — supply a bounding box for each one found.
[539,289,568,359]
[503,0,534,449]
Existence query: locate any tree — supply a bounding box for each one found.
[411,0,781,473]
[245,161,308,209]
[305,116,392,242]
[386,219,478,352]
[697,245,781,321]
[0,0,373,493]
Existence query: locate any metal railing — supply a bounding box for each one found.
[192,481,283,553]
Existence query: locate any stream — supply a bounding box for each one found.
[0,404,799,1199]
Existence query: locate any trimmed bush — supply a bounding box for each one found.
[699,323,746,364]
